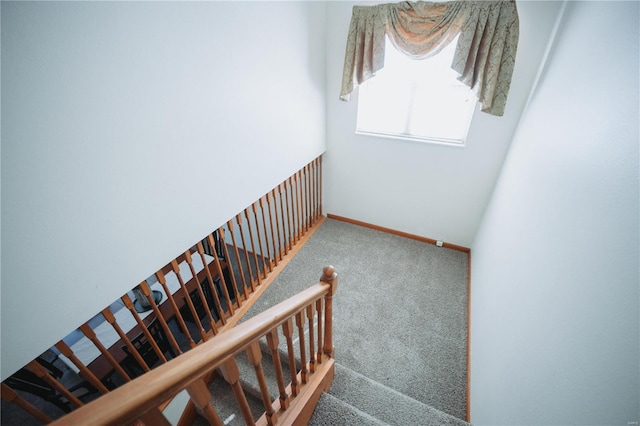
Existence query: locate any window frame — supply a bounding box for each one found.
[355,36,477,147]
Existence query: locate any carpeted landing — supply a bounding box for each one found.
[200,217,470,424]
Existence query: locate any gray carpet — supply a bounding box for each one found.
[309,363,468,426]
[242,218,469,420]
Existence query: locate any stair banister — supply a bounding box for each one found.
[50,266,338,426]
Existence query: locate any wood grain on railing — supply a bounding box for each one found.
[50,266,337,426]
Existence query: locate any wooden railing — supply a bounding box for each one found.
[1,156,324,424]
[52,266,338,426]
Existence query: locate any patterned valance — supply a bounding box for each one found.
[340,1,520,116]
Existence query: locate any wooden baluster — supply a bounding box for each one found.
[220,358,255,426]
[252,202,269,278]
[26,360,85,409]
[102,307,151,374]
[246,342,278,425]
[154,271,197,348]
[305,163,312,230]
[295,311,308,384]
[235,213,257,292]
[172,259,207,343]
[310,159,316,222]
[294,170,304,243]
[137,407,171,426]
[309,161,314,224]
[138,282,184,355]
[244,208,264,285]
[271,188,284,260]
[281,318,299,397]
[313,158,320,221]
[321,266,338,358]
[217,227,242,310]
[259,197,274,273]
[120,295,172,361]
[183,251,217,338]
[277,184,290,255]
[1,383,53,424]
[267,191,281,265]
[298,168,305,235]
[187,378,224,426]
[78,323,132,383]
[316,297,324,365]
[317,156,323,219]
[307,161,313,224]
[296,171,304,238]
[291,173,299,242]
[319,155,323,219]
[226,220,249,300]
[54,341,110,394]
[284,179,295,250]
[196,241,227,326]
[306,304,316,374]
[303,166,310,233]
[266,329,289,410]
[205,232,236,316]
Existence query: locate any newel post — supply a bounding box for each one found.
[320,265,338,359]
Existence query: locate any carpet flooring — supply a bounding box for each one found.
[242,218,469,420]
[4,217,469,424]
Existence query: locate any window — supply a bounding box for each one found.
[356,36,477,146]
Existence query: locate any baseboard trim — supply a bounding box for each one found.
[466,251,471,424]
[326,214,471,253]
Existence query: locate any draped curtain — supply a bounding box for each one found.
[340,1,519,116]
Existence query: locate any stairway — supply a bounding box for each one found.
[193,341,470,426]
[309,363,469,426]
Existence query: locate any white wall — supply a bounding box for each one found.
[323,1,562,248]
[1,1,326,380]
[470,1,639,424]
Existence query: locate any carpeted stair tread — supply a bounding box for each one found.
[328,362,471,426]
[309,392,389,426]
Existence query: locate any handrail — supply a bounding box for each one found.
[50,266,338,426]
[1,156,325,423]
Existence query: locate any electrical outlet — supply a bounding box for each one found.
[436,240,444,247]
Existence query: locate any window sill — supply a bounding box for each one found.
[355,130,466,148]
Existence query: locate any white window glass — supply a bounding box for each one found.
[356,36,476,146]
